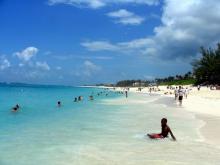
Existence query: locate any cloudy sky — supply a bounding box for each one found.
[0,0,220,85]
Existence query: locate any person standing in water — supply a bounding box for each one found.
[147,118,176,141]
[197,85,201,91]
[174,87,178,100]
[178,86,184,106]
[184,87,189,99]
[125,91,128,98]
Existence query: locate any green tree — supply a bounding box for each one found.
[192,43,220,84]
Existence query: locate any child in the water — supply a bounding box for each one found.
[147,118,176,141]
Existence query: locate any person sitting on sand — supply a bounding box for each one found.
[147,118,176,141]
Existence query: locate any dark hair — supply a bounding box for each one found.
[161,118,167,123]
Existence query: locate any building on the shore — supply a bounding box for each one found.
[132,82,146,87]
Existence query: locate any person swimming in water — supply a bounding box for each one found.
[11,104,20,112]
[147,118,176,141]
[57,101,61,107]
[78,96,83,101]
[74,97,78,102]
[12,107,18,112]
[89,95,94,101]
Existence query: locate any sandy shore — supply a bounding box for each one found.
[197,114,220,146]
[111,85,220,146]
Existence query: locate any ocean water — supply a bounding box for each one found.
[0,85,220,165]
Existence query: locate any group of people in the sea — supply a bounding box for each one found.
[10,87,177,141]
[56,95,90,107]
[73,96,84,103]
[11,89,128,112]
[56,91,114,107]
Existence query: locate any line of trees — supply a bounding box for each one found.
[155,71,193,84]
[116,80,150,87]
[192,43,220,85]
[114,43,220,86]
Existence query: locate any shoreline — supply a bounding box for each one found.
[109,85,220,146]
[196,114,220,146]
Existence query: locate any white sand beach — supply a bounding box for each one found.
[112,85,220,146]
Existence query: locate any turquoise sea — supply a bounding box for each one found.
[0,85,220,165]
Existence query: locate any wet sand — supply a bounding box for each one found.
[197,114,220,146]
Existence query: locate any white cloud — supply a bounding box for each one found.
[36,61,50,71]
[107,9,133,18]
[72,60,101,77]
[0,58,11,70]
[81,38,154,52]
[147,0,220,58]
[48,0,159,9]
[14,47,38,61]
[118,38,154,49]
[91,56,113,60]
[107,9,145,25]
[81,41,119,51]
[83,60,101,76]
[82,0,220,59]
[48,0,105,8]
[19,63,24,67]
[56,66,62,70]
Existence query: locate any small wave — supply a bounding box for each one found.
[133,133,147,139]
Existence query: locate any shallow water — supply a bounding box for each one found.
[0,85,219,165]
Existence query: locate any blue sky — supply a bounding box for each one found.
[0,0,220,85]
